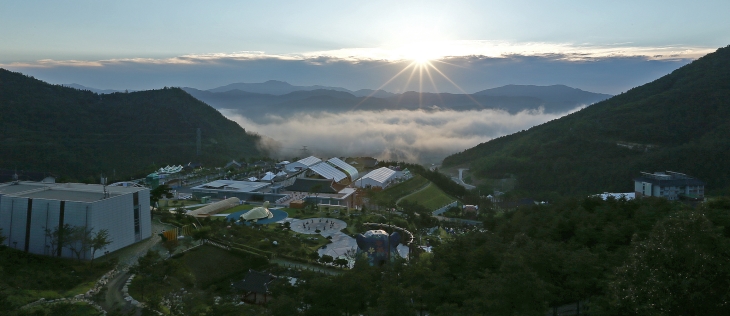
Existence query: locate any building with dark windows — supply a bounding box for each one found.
[0,181,151,259]
[633,171,705,201]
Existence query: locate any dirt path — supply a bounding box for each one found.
[395,182,433,206]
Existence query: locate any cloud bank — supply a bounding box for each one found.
[221,107,582,164]
[1,42,709,95]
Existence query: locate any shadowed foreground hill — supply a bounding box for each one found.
[443,45,730,198]
[0,69,262,182]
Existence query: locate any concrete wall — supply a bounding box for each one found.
[0,189,151,260]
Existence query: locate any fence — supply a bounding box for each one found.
[432,200,458,216]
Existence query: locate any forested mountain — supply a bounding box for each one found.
[475,84,612,113]
[443,45,730,198]
[0,69,262,182]
[183,83,609,120]
[208,80,353,94]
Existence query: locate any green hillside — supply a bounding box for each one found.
[0,69,262,182]
[443,45,730,198]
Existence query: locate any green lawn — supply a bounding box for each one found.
[218,204,256,214]
[374,175,429,202]
[177,244,267,287]
[402,183,457,210]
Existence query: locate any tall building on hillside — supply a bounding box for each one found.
[633,171,705,201]
[0,181,151,259]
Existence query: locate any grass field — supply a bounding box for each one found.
[374,175,429,202]
[178,245,267,287]
[402,183,456,210]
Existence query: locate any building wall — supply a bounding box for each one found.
[0,188,151,259]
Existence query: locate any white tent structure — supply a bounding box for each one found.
[158,165,184,174]
[356,167,397,188]
[309,162,348,182]
[247,177,258,182]
[286,156,322,172]
[261,172,276,181]
[327,157,358,180]
[240,201,274,222]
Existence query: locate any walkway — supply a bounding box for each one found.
[395,182,433,206]
[290,218,347,236]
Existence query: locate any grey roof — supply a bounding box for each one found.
[297,156,322,167]
[309,162,348,182]
[19,189,119,202]
[192,180,270,193]
[232,270,276,294]
[361,167,396,184]
[0,184,44,195]
[327,157,359,180]
[286,178,340,194]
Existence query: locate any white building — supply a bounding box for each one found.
[0,181,151,259]
[285,156,322,172]
[633,171,705,201]
[355,167,397,188]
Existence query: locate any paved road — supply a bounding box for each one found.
[454,168,476,190]
[100,271,139,316]
[99,218,176,315]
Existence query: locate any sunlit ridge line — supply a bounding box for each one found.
[427,63,486,109]
[351,61,416,111]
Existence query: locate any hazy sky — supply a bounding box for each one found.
[2,1,728,93]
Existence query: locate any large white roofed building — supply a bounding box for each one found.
[286,156,322,172]
[356,167,397,188]
[308,162,348,183]
[327,157,359,180]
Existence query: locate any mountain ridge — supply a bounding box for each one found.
[1,68,263,182]
[442,45,730,198]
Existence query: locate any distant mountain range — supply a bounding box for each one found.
[61,83,128,94]
[2,69,262,181]
[181,82,610,119]
[443,45,730,198]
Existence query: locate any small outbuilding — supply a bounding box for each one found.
[233,269,277,304]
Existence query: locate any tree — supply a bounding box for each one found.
[0,228,5,246]
[66,226,94,261]
[602,211,730,315]
[90,229,112,265]
[319,254,334,265]
[150,184,173,207]
[44,223,73,257]
[334,258,349,268]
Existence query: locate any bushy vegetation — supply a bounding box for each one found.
[269,197,730,315]
[0,246,114,312]
[443,45,730,198]
[0,68,262,181]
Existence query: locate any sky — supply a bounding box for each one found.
[2,0,729,94]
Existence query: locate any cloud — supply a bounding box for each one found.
[220,107,582,164]
[2,41,708,95]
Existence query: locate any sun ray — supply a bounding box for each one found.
[351,61,416,110]
[394,62,420,108]
[426,62,486,109]
[422,62,445,108]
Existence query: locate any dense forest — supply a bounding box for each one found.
[269,197,730,315]
[0,69,263,182]
[443,45,730,199]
